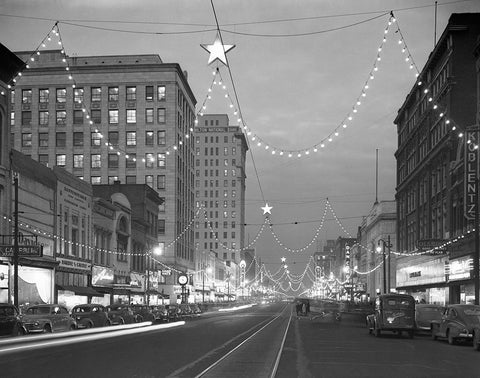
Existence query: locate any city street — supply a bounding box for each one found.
[0,302,478,378]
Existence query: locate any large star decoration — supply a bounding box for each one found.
[201,33,235,66]
[261,203,273,215]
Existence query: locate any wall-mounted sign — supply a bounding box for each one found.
[57,257,91,272]
[464,127,478,220]
[445,256,473,282]
[92,265,114,286]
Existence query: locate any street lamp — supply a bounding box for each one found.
[376,236,392,294]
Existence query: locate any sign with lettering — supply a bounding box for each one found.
[445,256,473,282]
[416,239,447,253]
[464,127,478,220]
[92,265,114,286]
[0,245,43,257]
[57,257,91,272]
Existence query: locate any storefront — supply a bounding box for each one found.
[396,256,448,305]
[446,255,476,304]
[0,262,55,309]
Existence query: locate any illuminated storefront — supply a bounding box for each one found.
[446,255,477,305]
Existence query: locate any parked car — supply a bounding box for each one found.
[473,326,480,351]
[366,293,415,338]
[179,304,193,319]
[0,303,26,337]
[71,304,111,329]
[131,304,155,322]
[106,304,138,325]
[150,305,168,323]
[431,304,480,345]
[165,304,182,322]
[415,304,444,332]
[189,304,202,317]
[22,304,77,333]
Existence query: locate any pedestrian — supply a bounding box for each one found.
[302,302,306,315]
[296,301,302,317]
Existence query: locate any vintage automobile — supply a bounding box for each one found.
[71,304,111,328]
[22,304,77,333]
[131,304,155,322]
[150,305,169,323]
[0,303,26,337]
[106,304,138,325]
[366,293,415,338]
[473,326,480,351]
[179,304,193,319]
[415,303,444,332]
[189,304,202,317]
[431,304,480,345]
[165,304,182,322]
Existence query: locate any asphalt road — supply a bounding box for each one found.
[0,302,479,378]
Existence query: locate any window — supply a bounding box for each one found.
[22,111,32,126]
[158,130,166,145]
[73,154,84,168]
[145,131,154,146]
[157,153,166,168]
[39,89,49,103]
[157,175,165,189]
[56,154,66,167]
[91,176,101,185]
[158,86,165,101]
[22,89,32,104]
[56,88,66,103]
[145,175,154,188]
[108,154,119,168]
[126,86,136,101]
[224,147,228,156]
[126,109,136,123]
[108,110,118,124]
[157,108,166,123]
[73,110,83,124]
[22,133,32,147]
[232,147,236,155]
[91,132,102,146]
[39,111,49,126]
[146,108,154,123]
[91,154,101,168]
[39,133,49,147]
[108,176,119,185]
[158,198,165,212]
[126,154,136,168]
[146,86,154,101]
[38,154,49,166]
[158,220,165,235]
[126,132,136,146]
[108,87,119,102]
[56,132,66,147]
[74,88,84,104]
[108,131,119,146]
[91,109,101,124]
[91,87,102,102]
[126,176,136,184]
[73,132,83,147]
[10,112,14,127]
[56,111,66,125]
[145,153,154,168]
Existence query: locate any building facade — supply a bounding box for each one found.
[194,114,248,267]
[10,50,197,288]
[394,13,480,304]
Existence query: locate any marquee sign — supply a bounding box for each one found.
[464,127,478,220]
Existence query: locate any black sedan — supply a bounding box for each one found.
[0,303,26,337]
[431,304,480,345]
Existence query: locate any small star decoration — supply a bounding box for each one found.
[261,203,273,215]
[201,33,235,66]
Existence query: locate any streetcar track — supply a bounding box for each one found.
[192,304,292,378]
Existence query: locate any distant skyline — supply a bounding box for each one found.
[1,0,479,280]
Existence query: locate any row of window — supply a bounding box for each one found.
[195,169,237,177]
[20,130,167,148]
[195,189,237,199]
[195,221,237,229]
[195,180,237,188]
[196,135,237,144]
[49,153,167,169]
[196,147,237,156]
[15,108,166,126]
[196,158,237,167]
[17,85,166,104]
[193,200,236,209]
[197,231,237,239]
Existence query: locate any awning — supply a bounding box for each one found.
[56,284,104,297]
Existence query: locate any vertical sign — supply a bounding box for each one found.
[464,127,478,220]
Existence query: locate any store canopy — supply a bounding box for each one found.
[56,284,104,297]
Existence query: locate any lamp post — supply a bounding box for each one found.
[376,236,392,294]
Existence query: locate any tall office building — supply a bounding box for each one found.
[9,50,197,296]
[394,14,480,304]
[194,114,248,269]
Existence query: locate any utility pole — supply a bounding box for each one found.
[13,175,19,308]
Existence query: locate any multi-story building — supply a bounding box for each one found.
[193,114,248,274]
[10,50,197,295]
[394,13,480,304]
